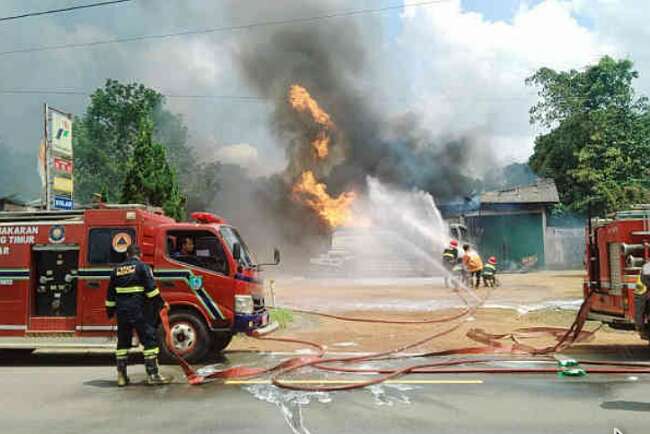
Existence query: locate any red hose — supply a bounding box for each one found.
[160,285,650,391]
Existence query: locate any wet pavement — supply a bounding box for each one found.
[1,349,650,434]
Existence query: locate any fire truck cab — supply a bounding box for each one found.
[0,204,278,362]
[585,206,650,340]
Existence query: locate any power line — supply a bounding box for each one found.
[0,0,450,56]
[0,89,271,102]
[0,88,635,104]
[0,0,133,23]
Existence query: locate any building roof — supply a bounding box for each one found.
[480,178,559,205]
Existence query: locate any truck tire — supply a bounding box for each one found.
[210,332,233,353]
[159,311,210,364]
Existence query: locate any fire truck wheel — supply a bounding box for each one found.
[210,332,233,353]
[159,311,210,364]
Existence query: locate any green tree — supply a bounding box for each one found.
[527,56,650,215]
[151,108,222,212]
[74,79,221,217]
[74,79,162,203]
[121,116,185,220]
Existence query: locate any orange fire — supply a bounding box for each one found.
[292,171,356,228]
[288,84,356,229]
[312,132,330,159]
[288,84,334,128]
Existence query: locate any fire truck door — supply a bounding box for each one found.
[79,227,135,330]
[32,246,79,318]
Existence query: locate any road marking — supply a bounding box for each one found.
[225,379,483,385]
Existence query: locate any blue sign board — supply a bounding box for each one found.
[53,195,73,210]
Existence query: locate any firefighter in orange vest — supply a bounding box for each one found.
[441,240,459,288]
[462,244,483,288]
[105,244,170,386]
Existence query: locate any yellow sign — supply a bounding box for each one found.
[51,110,73,157]
[112,232,133,253]
[53,176,73,194]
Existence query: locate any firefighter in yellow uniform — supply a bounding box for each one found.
[441,240,459,288]
[482,256,498,287]
[105,244,171,386]
[635,263,650,337]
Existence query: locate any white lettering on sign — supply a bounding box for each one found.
[0,226,39,237]
[0,226,38,256]
[0,279,13,285]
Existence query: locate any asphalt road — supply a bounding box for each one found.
[1,348,649,434]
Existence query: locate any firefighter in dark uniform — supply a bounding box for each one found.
[442,240,459,288]
[105,244,170,386]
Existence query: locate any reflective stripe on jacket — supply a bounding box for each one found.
[483,263,497,276]
[105,257,162,319]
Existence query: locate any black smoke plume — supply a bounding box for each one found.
[214,2,489,266]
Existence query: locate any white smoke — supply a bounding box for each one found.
[364,176,450,250]
[314,177,452,277]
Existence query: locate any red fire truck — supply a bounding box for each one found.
[585,206,650,340]
[0,204,278,362]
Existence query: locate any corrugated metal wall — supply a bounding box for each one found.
[478,213,545,269]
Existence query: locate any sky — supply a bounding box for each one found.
[0,0,649,197]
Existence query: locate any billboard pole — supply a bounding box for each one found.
[43,102,50,210]
[47,106,74,210]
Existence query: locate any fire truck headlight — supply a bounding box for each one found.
[235,295,254,314]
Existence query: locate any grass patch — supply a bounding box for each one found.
[270,307,294,329]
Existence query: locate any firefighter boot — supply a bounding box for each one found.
[145,358,171,386]
[116,359,130,387]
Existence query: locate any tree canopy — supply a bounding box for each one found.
[121,116,185,220]
[74,79,221,219]
[527,56,650,216]
[74,79,162,203]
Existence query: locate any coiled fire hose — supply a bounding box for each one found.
[159,285,650,391]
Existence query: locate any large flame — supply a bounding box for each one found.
[288,84,334,128]
[288,84,357,229]
[292,171,356,228]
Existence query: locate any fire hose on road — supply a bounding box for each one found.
[159,285,650,391]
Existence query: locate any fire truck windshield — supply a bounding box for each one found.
[220,226,255,267]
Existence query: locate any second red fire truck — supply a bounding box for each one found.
[585,206,650,340]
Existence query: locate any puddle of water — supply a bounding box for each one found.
[283,298,583,314]
[484,299,583,315]
[332,342,358,347]
[245,384,332,434]
[367,383,417,406]
[294,348,319,355]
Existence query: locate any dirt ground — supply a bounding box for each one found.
[228,270,646,353]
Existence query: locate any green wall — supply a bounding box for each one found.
[478,212,545,269]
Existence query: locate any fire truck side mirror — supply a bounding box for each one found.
[273,248,281,265]
[232,242,242,261]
